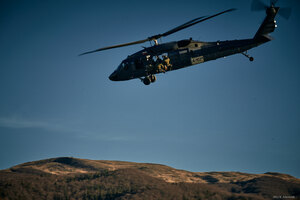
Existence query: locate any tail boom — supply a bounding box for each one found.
[254,6,279,41]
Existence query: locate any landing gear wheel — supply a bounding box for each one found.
[241,52,254,62]
[150,75,156,83]
[143,77,151,85]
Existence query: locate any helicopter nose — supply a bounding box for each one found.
[109,71,118,81]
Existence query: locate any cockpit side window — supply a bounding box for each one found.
[117,63,122,71]
[123,62,129,70]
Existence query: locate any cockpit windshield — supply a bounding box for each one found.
[117,63,123,71]
[118,60,129,71]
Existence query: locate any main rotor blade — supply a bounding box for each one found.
[81,16,208,55]
[161,8,236,37]
[79,38,149,56]
[161,16,207,37]
[79,9,236,56]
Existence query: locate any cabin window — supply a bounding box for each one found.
[195,44,198,47]
[135,59,143,69]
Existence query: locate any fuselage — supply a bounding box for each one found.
[109,38,266,81]
[109,6,278,83]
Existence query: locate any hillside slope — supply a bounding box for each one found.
[0,157,299,200]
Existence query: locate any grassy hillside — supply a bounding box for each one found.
[0,157,299,200]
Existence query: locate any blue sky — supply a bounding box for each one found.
[0,0,299,177]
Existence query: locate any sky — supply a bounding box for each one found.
[0,0,299,178]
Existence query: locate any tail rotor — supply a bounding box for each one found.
[251,0,292,20]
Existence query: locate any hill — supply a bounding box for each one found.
[0,157,299,200]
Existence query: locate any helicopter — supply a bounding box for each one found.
[80,0,291,85]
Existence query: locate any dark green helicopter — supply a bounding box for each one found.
[80,0,291,85]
